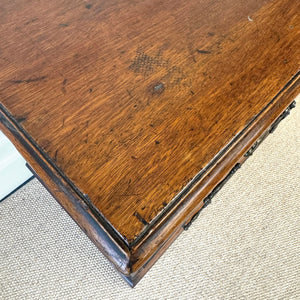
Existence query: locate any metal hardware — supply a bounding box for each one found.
[269,101,296,134]
[184,100,296,230]
[184,163,241,230]
[245,100,296,157]
[244,132,268,157]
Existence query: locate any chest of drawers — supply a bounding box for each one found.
[0,0,299,286]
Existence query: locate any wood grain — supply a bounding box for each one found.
[0,0,299,286]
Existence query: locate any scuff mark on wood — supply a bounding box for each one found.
[150,82,165,95]
[129,50,167,76]
[154,83,164,91]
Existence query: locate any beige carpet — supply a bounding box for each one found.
[1,94,299,299]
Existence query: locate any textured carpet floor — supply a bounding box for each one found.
[1,95,300,299]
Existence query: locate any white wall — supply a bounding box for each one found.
[0,131,33,200]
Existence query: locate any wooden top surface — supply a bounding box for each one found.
[0,0,299,245]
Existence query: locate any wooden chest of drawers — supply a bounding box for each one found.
[0,0,299,286]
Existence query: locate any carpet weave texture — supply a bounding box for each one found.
[1,94,299,299]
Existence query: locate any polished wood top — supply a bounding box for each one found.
[0,0,299,248]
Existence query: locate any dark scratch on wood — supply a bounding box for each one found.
[54,150,58,161]
[133,212,148,226]
[11,76,46,84]
[24,18,39,25]
[196,49,211,54]
[127,89,133,98]
[61,79,67,94]
[16,116,27,123]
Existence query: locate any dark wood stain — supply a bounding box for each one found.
[0,0,299,287]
